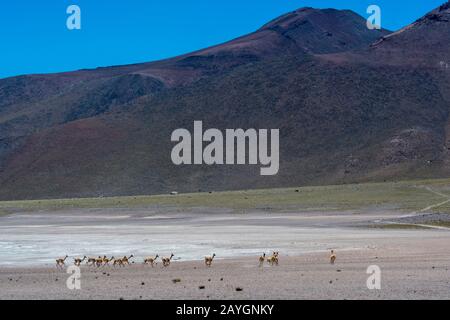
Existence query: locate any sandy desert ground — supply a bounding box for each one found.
[1,240,450,300]
[1,180,450,299]
[1,208,450,299]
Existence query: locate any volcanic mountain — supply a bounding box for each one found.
[0,3,449,200]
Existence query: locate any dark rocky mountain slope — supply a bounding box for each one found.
[0,4,449,200]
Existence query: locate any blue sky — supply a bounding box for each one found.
[0,0,446,79]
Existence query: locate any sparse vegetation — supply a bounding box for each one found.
[422,221,450,228]
[0,210,9,217]
[1,178,450,215]
[366,223,428,230]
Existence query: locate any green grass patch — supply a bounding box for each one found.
[366,223,428,230]
[0,210,9,217]
[1,178,450,215]
[421,221,450,228]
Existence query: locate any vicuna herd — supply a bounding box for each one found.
[55,250,337,268]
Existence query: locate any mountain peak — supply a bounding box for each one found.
[416,1,450,24]
[256,7,389,54]
[1,4,449,200]
[260,7,363,30]
[159,6,391,78]
[366,1,450,66]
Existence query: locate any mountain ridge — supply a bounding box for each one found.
[0,4,449,200]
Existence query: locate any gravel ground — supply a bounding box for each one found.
[1,238,450,300]
[1,208,450,299]
[391,213,450,225]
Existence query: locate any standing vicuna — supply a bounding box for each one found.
[259,253,266,267]
[86,256,97,266]
[144,254,159,267]
[330,250,336,264]
[56,255,69,268]
[267,251,279,266]
[102,256,114,266]
[162,253,174,267]
[121,255,134,266]
[204,253,216,267]
[113,257,124,267]
[73,256,86,266]
[95,256,104,267]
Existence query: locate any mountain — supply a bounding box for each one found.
[0,4,449,200]
[324,1,450,67]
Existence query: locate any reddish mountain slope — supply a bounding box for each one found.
[1,5,449,200]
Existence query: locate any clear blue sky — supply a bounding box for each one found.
[0,0,446,79]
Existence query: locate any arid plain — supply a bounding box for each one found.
[1,179,450,299]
